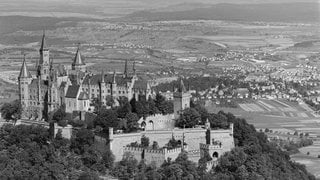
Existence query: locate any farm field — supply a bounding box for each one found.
[208,99,320,136]
[291,142,320,179]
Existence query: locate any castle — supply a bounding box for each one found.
[17,32,234,170]
[18,32,152,121]
[108,80,234,169]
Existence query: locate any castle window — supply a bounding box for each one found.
[69,101,71,107]
[74,102,76,108]
[92,94,94,98]
[108,89,110,93]
[92,89,94,92]
[84,101,86,107]
[119,91,121,94]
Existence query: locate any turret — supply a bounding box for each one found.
[18,56,32,117]
[173,78,191,119]
[72,44,86,72]
[111,71,117,98]
[133,60,136,74]
[39,30,50,80]
[205,118,211,130]
[124,59,128,78]
[100,70,106,105]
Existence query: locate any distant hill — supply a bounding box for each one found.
[125,3,320,22]
[0,16,98,35]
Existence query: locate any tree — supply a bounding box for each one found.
[117,101,132,118]
[193,103,209,124]
[70,128,95,154]
[135,100,149,118]
[102,149,115,169]
[106,95,115,108]
[147,97,158,115]
[112,152,138,179]
[0,124,100,180]
[152,141,159,149]
[52,104,66,122]
[125,112,139,132]
[78,171,100,180]
[175,108,201,128]
[91,98,103,114]
[0,100,21,123]
[94,109,119,136]
[141,135,150,148]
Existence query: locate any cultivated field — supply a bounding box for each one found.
[208,99,320,136]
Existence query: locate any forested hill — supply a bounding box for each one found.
[125,3,320,22]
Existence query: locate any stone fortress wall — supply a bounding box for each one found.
[138,114,175,131]
[109,124,234,162]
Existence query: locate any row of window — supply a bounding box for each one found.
[82,88,128,95]
[68,101,88,108]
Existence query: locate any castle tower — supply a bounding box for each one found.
[18,56,32,119]
[111,70,117,99]
[48,59,59,112]
[100,70,106,105]
[123,59,128,78]
[72,44,86,72]
[205,118,211,130]
[39,30,50,80]
[173,78,191,119]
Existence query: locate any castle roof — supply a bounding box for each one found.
[65,85,80,98]
[83,73,132,86]
[19,57,32,79]
[78,92,89,100]
[177,78,187,93]
[73,45,85,66]
[29,79,47,88]
[133,80,148,90]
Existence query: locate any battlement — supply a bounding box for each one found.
[123,146,144,152]
[145,149,166,154]
[200,143,223,150]
[144,145,187,155]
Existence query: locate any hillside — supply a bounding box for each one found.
[125,3,320,22]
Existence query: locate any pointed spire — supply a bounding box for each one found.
[101,69,105,83]
[39,30,48,51]
[133,60,136,74]
[49,58,53,70]
[177,78,186,93]
[73,43,85,66]
[113,70,116,84]
[124,59,128,77]
[19,55,32,79]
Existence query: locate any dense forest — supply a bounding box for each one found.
[0,97,316,179]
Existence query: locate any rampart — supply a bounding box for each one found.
[124,145,187,167]
[138,114,175,131]
[109,125,234,162]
